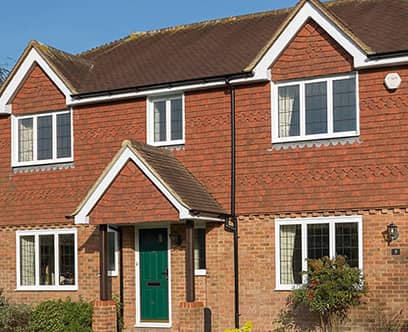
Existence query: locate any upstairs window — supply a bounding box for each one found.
[12,110,73,166]
[147,95,184,146]
[272,74,358,143]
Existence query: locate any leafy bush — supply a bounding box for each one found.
[0,291,31,332]
[224,321,253,332]
[291,256,366,331]
[29,298,92,332]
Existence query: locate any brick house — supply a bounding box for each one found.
[0,0,407,330]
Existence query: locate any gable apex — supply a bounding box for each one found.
[250,0,372,79]
[0,42,73,114]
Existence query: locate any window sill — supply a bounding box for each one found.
[270,136,361,151]
[16,285,78,292]
[12,157,74,168]
[12,161,74,173]
[147,140,185,148]
[195,269,206,276]
[108,271,118,277]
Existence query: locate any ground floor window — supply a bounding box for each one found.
[16,228,77,291]
[108,227,119,276]
[194,227,206,275]
[275,216,362,290]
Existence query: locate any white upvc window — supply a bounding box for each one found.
[275,216,362,291]
[108,227,119,277]
[147,95,185,146]
[16,228,78,291]
[194,226,206,276]
[272,73,359,143]
[12,109,73,167]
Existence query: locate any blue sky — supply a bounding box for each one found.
[0,0,300,69]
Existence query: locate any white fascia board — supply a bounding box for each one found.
[253,1,368,79]
[74,146,192,224]
[0,48,73,113]
[67,75,269,107]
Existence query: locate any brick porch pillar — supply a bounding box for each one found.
[92,300,117,332]
[178,301,204,332]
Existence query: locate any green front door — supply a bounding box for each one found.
[139,228,169,322]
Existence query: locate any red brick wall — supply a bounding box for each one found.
[90,160,179,224]
[92,300,117,332]
[237,209,408,331]
[0,98,146,226]
[271,19,353,81]
[11,64,66,115]
[0,224,120,304]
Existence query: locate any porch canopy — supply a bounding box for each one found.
[69,140,227,302]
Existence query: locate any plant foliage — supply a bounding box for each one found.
[29,298,92,332]
[0,290,31,332]
[224,321,253,332]
[291,256,366,331]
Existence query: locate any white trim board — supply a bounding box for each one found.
[0,48,73,114]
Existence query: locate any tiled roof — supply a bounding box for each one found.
[71,140,227,220]
[9,0,408,95]
[127,141,227,216]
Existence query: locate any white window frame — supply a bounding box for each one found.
[194,224,206,276]
[146,94,185,146]
[271,73,360,143]
[275,215,363,291]
[16,228,78,291]
[11,109,74,167]
[108,227,119,277]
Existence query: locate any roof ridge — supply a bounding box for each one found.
[35,41,94,67]
[77,5,294,59]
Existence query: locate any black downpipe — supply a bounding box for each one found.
[226,80,240,328]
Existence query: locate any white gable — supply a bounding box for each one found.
[0,48,73,114]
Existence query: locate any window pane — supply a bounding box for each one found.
[39,235,55,285]
[18,118,33,162]
[37,115,53,160]
[336,223,359,267]
[20,236,35,286]
[280,225,302,284]
[278,85,300,137]
[306,82,327,135]
[307,224,329,259]
[154,101,166,142]
[333,78,356,132]
[170,98,183,140]
[57,113,71,158]
[108,232,116,272]
[194,228,206,270]
[59,234,75,285]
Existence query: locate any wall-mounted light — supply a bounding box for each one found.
[384,223,399,244]
[169,233,182,246]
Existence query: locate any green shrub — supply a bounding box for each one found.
[291,256,366,331]
[0,290,31,332]
[29,298,92,332]
[224,321,253,332]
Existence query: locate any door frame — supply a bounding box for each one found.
[135,224,172,328]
